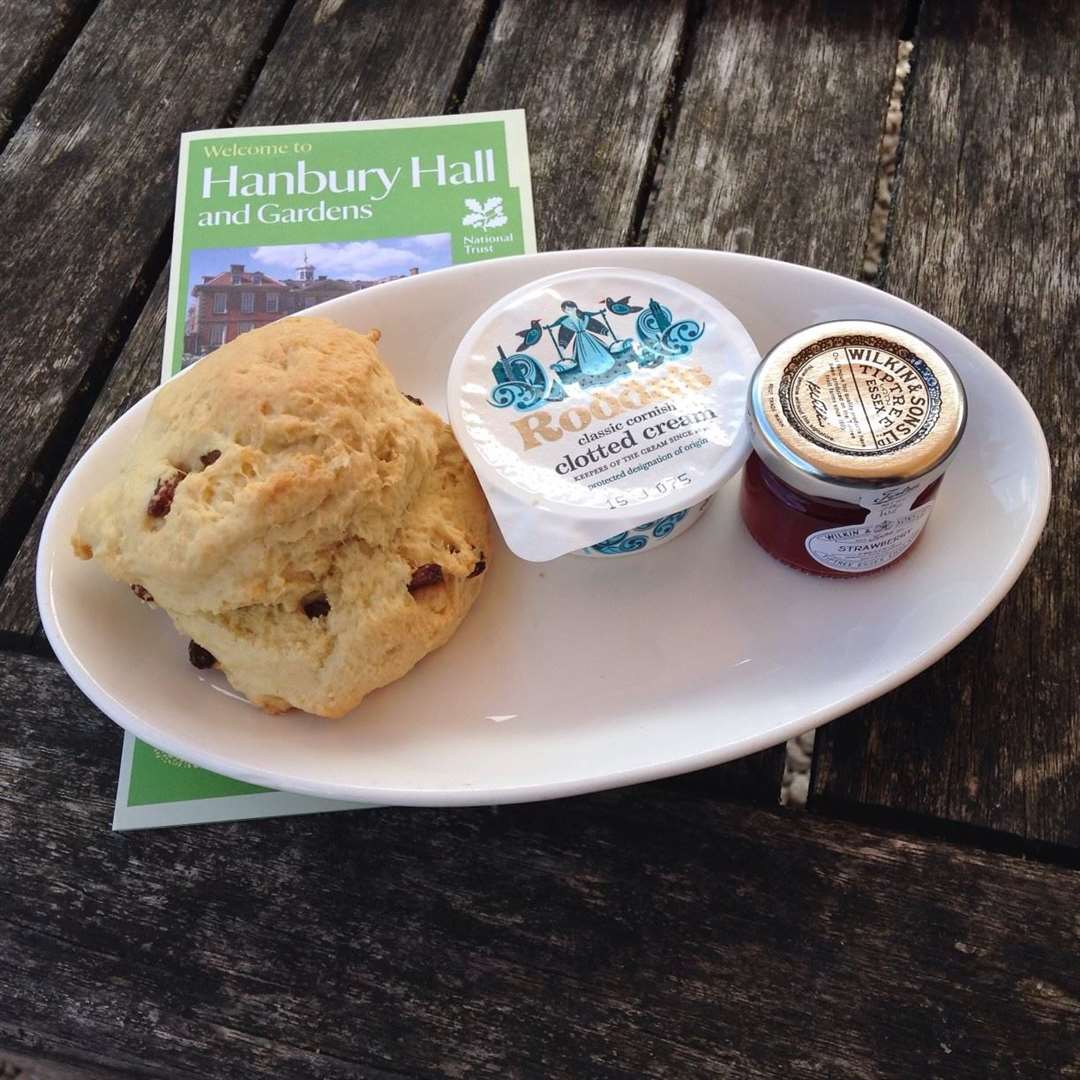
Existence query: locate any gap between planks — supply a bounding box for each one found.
[0,0,100,157]
[556,4,922,810]
[444,0,503,113]
[788,32,917,807]
[628,0,705,245]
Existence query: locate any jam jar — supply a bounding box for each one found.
[740,319,967,577]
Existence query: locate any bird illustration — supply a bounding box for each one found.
[603,295,643,315]
[515,320,543,349]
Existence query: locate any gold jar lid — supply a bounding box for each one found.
[748,319,966,489]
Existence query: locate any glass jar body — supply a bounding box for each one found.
[739,452,942,577]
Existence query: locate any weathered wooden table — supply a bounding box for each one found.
[1,2,1077,1076]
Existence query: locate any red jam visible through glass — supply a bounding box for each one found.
[740,452,942,578]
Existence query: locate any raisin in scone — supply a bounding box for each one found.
[72,316,489,718]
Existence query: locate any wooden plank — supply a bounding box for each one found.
[659,750,782,803]
[0,275,168,648]
[645,0,905,274]
[0,0,294,574]
[0,0,490,639]
[811,0,1080,848]
[464,0,688,250]
[1,653,1078,1079]
[642,0,907,797]
[238,0,489,124]
[0,0,96,150]
[0,1049,138,1080]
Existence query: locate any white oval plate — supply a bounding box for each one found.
[38,250,1050,806]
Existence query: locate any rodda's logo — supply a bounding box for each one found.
[509,373,716,453]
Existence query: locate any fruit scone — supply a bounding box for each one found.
[72,316,490,718]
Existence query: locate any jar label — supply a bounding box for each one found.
[804,477,935,573]
[779,334,943,458]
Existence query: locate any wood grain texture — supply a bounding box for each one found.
[0,274,168,643]
[465,0,688,250]
[0,0,292,560]
[645,0,904,276]
[1,653,1079,1079]
[239,0,489,125]
[0,1049,134,1080]
[0,0,489,639]
[812,0,1080,847]
[0,0,96,150]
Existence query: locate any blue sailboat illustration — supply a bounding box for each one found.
[487,294,705,411]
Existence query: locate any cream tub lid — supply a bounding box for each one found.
[447,267,760,561]
[749,319,967,487]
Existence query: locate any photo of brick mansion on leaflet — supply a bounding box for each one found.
[184,252,418,357]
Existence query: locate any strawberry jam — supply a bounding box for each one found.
[741,320,966,577]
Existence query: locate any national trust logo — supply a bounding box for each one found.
[462,195,508,231]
